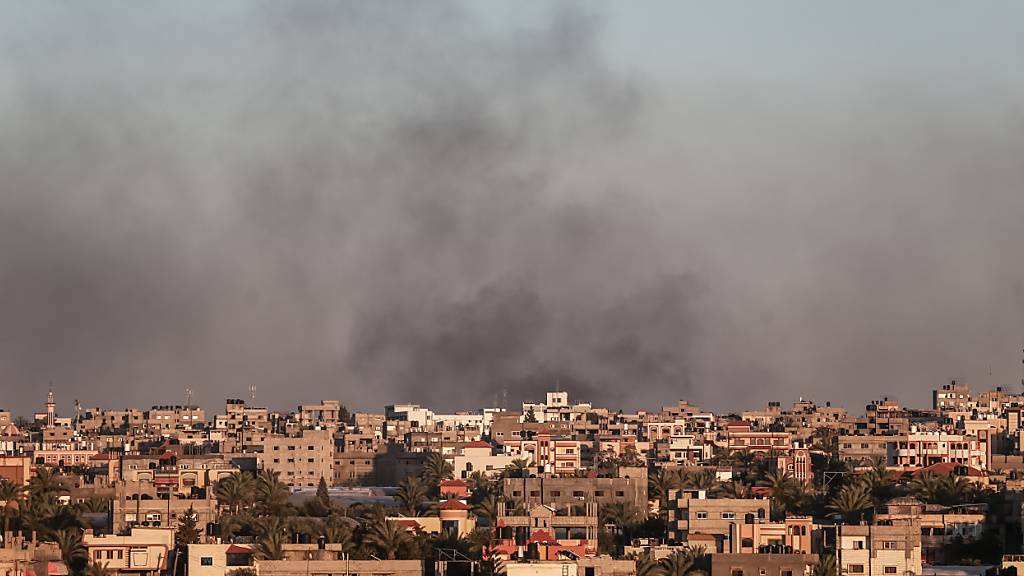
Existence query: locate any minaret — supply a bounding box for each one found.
[46,385,55,428]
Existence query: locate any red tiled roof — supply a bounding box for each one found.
[529,529,557,543]
[917,462,988,478]
[439,499,470,510]
[464,441,492,449]
[89,453,114,461]
[440,479,467,486]
[225,545,252,555]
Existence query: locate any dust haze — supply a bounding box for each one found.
[1,1,1023,416]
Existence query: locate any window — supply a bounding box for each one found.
[731,570,744,576]
[852,540,864,550]
[881,541,898,550]
[783,572,793,576]
[201,557,214,566]
[848,565,864,574]
[760,570,767,576]
[573,491,585,497]
[695,512,708,519]
[721,512,735,519]
[595,491,605,497]
[884,568,897,574]
[550,491,561,497]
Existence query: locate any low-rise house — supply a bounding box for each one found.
[83,528,174,576]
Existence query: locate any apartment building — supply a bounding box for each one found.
[112,480,219,532]
[837,521,922,576]
[665,489,771,548]
[503,434,582,474]
[839,436,890,466]
[934,381,972,412]
[144,405,205,431]
[729,516,815,554]
[262,429,333,488]
[502,468,648,511]
[332,451,374,486]
[451,440,518,479]
[493,502,599,560]
[886,431,987,470]
[298,400,344,429]
[726,423,792,456]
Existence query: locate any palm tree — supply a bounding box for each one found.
[681,469,717,491]
[466,471,492,498]
[0,479,24,535]
[28,467,66,499]
[758,469,800,517]
[648,469,682,509]
[421,452,454,487]
[472,492,501,526]
[254,470,290,516]
[658,550,696,576]
[502,459,530,479]
[396,477,428,516]
[636,556,661,576]
[908,472,944,504]
[215,472,255,515]
[255,529,285,560]
[713,480,751,499]
[319,516,354,551]
[175,506,201,546]
[51,528,87,575]
[938,474,971,506]
[600,502,644,532]
[75,497,110,514]
[827,483,873,523]
[858,458,892,501]
[363,520,411,560]
[813,554,837,576]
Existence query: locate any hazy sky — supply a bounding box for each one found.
[2,1,1023,417]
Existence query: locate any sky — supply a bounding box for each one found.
[1,1,1023,418]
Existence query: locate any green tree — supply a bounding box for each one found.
[175,506,201,546]
[0,479,24,535]
[363,520,411,560]
[396,476,428,516]
[51,528,87,575]
[827,483,874,523]
[215,472,255,515]
[421,452,454,488]
[524,408,537,423]
[813,554,837,576]
[316,477,330,506]
[254,470,290,516]
[648,469,681,510]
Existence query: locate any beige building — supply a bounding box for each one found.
[261,429,333,488]
[254,560,421,576]
[84,528,175,576]
[112,480,219,533]
[666,489,771,549]
[711,553,818,576]
[837,522,922,576]
[187,544,254,576]
[503,468,648,511]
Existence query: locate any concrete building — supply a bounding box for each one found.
[254,560,422,576]
[837,521,922,576]
[186,544,254,576]
[665,489,771,549]
[451,440,518,479]
[840,436,890,466]
[503,434,583,474]
[711,553,818,576]
[83,528,175,576]
[886,432,987,470]
[261,429,333,489]
[934,381,972,412]
[298,400,344,429]
[112,480,218,533]
[502,468,648,511]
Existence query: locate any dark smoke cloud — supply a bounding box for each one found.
[2,2,1024,417]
